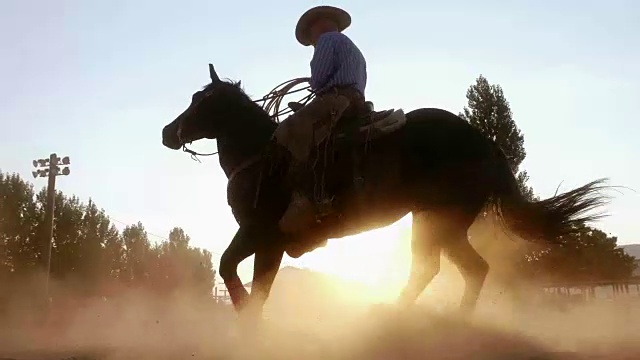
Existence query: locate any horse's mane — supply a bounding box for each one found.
[201,77,312,123]
[201,78,242,92]
[203,79,271,114]
[199,80,283,150]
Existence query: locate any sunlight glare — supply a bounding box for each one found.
[284,214,414,302]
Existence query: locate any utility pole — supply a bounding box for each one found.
[32,153,71,302]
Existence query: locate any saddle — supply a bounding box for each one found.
[285,98,406,203]
[288,101,407,140]
[290,100,382,113]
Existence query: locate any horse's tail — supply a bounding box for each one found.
[488,143,609,243]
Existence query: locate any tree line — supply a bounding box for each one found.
[461,75,637,284]
[0,172,216,317]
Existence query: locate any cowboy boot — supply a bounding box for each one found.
[279,191,316,234]
[278,162,316,234]
[344,112,365,191]
[352,147,365,191]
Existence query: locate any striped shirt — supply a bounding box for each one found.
[309,31,367,96]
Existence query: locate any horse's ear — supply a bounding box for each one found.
[237,80,242,88]
[208,63,220,82]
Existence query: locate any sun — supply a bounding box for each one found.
[283,214,415,300]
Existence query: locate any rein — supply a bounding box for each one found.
[181,77,314,162]
[182,145,218,162]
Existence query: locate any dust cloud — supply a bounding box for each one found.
[1,220,639,359]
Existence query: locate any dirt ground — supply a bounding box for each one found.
[1,289,639,360]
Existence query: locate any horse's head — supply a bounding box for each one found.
[162,64,249,150]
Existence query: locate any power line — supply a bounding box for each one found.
[109,217,170,241]
[108,217,223,257]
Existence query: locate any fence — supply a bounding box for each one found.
[540,278,640,302]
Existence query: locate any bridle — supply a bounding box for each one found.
[179,77,314,162]
[181,143,219,162]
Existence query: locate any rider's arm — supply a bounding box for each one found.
[309,33,337,92]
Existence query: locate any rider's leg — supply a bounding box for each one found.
[334,88,367,190]
[275,92,350,233]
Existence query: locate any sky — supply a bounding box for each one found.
[1,0,639,286]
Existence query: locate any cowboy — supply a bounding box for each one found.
[276,5,373,234]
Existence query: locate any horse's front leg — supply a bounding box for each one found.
[245,244,284,320]
[219,227,258,312]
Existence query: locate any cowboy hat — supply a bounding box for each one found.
[295,5,351,46]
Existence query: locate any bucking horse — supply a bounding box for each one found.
[162,64,608,321]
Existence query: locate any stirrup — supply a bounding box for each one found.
[316,196,335,219]
[371,109,395,121]
[354,176,365,190]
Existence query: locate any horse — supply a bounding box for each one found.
[161,64,608,320]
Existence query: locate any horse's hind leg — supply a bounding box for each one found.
[397,211,442,306]
[438,208,489,315]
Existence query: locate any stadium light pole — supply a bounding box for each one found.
[32,153,71,302]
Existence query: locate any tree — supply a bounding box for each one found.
[518,225,637,283]
[0,172,43,274]
[77,199,120,292]
[193,248,215,296]
[460,75,535,200]
[0,169,217,316]
[168,227,190,250]
[45,191,84,280]
[157,227,216,296]
[0,172,45,313]
[102,225,125,282]
[121,222,151,285]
